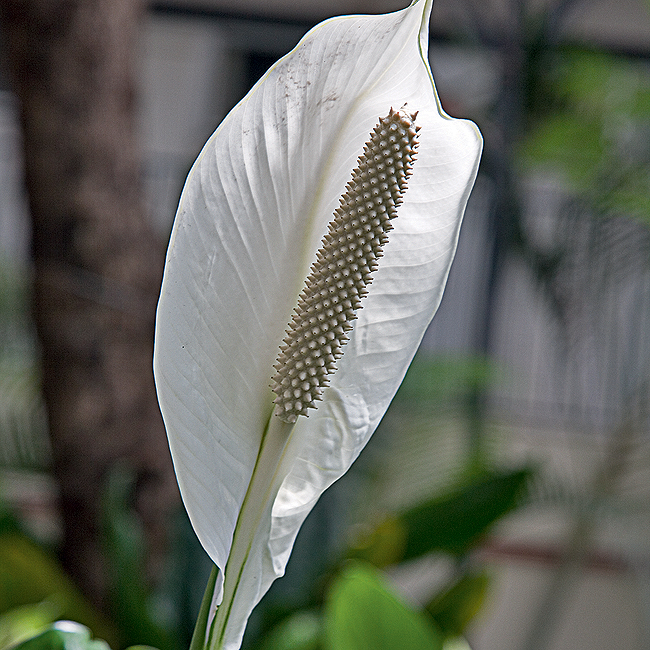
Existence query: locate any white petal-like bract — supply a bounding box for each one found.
[153,1,482,648]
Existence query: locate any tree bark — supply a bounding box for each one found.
[0,0,179,611]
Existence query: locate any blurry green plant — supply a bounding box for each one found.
[491,18,650,650]
[101,469,178,650]
[0,467,179,650]
[1,452,532,650]
[324,563,444,650]
[521,48,650,225]
[6,620,157,650]
[0,504,118,650]
[8,621,111,650]
[348,467,532,565]
[249,461,532,650]
[0,260,49,471]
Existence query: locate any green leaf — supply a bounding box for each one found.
[441,638,472,650]
[426,571,490,637]
[394,354,493,406]
[11,622,110,650]
[0,601,59,649]
[260,611,321,650]
[349,469,532,564]
[101,468,175,650]
[400,469,532,558]
[323,563,442,650]
[520,112,604,187]
[153,0,482,648]
[521,47,650,225]
[0,532,117,648]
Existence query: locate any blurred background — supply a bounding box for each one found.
[0,1,649,649]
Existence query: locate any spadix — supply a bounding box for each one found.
[153,0,482,648]
[272,108,419,423]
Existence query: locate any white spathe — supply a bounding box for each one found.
[153,0,482,648]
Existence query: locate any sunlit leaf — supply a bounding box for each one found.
[259,611,321,650]
[0,527,117,647]
[11,621,110,650]
[153,0,482,647]
[323,562,442,650]
[426,570,490,637]
[0,601,59,649]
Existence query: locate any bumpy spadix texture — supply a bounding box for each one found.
[272,109,419,423]
[154,0,482,648]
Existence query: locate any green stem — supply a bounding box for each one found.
[189,564,219,650]
[207,415,295,650]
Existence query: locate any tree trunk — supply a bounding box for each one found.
[0,0,179,611]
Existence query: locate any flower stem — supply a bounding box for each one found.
[190,564,219,650]
[206,415,295,650]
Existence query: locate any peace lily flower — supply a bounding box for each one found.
[153,0,482,649]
